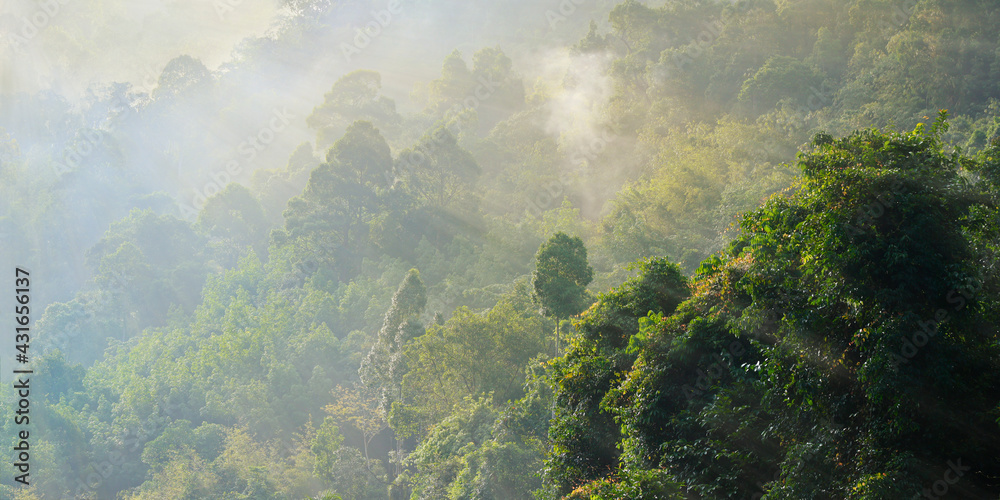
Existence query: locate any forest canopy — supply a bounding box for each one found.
[3,0,1000,499]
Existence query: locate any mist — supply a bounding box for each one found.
[4,0,1000,499]
[0,0,619,317]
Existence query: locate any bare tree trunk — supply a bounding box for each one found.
[555,320,560,356]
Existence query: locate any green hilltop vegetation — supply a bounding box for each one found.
[3,0,1000,498]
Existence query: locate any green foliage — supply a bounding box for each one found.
[421,47,524,130]
[402,397,529,500]
[312,417,346,484]
[446,439,542,500]
[565,469,684,500]
[397,126,481,210]
[250,142,317,227]
[17,2,1000,499]
[379,268,428,347]
[401,282,552,426]
[532,232,594,322]
[152,55,212,99]
[578,123,1000,499]
[738,55,825,116]
[360,268,427,415]
[32,209,209,364]
[33,350,86,404]
[307,70,401,149]
[544,257,690,497]
[281,120,394,283]
[197,183,270,268]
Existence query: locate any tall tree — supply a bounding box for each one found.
[359,268,427,479]
[280,120,393,282]
[196,183,269,268]
[532,232,593,353]
[397,125,480,210]
[306,70,401,149]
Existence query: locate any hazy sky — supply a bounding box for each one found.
[1,0,283,97]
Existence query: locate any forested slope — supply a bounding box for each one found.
[2,0,1000,498]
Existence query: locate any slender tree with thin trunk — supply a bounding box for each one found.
[531,232,593,354]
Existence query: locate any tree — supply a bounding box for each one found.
[608,0,663,55]
[311,417,344,484]
[307,70,401,149]
[251,142,317,227]
[425,50,477,114]
[311,416,386,499]
[574,21,611,54]
[359,269,427,478]
[323,388,383,463]
[531,232,593,353]
[421,47,523,129]
[151,55,212,100]
[280,121,393,282]
[375,269,428,349]
[544,257,689,496]
[34,350,85,404]
[401,397,499,499]
[197,183,270,268]
[84,209,208,337]
[737,55,825,116]
[470,46,525,132]
[401,282,551,425]
[397,126,480,210]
